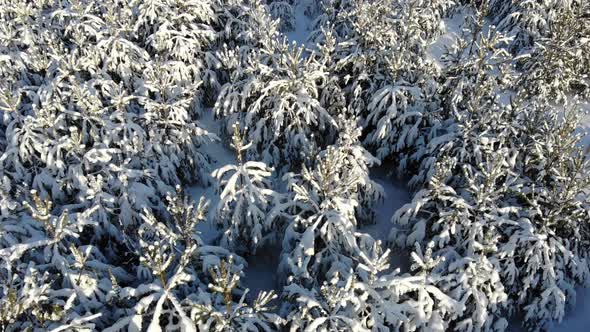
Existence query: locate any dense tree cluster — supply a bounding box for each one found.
[391,3,590,330]
[0,0,284,330]
[1,0,589,331]
[482,0,590,100]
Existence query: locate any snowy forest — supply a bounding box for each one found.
[0,0,589,331]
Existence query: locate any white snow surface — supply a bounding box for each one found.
[428,10,465,68]
[577,102,590,148]
[285,1,312,47]
[509,286,590,331]
[187,110,234,245]
[550,287,590,331]
[361,168,412,273]
[239,248,281,301]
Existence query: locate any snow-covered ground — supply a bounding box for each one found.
[508,287,590,331]
[577,101,590,148]
[285,1,312,47]
[239,247,281,301]
[361,169,412,273]
[428,10,465,68]
[550,287,590,331]
[187,110,233,245]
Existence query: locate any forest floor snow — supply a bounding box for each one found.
[285,0,312,48]
[362,168,412,273]
[428,10,465,67]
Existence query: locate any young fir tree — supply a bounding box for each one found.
[103,189,281,331]
[282,218,464,331]
[391,93,590,331]
[478,0,590,99]
[515,5,590,101]
[215,40,338,170]
[278,119,383,287]
[212,123,284,254]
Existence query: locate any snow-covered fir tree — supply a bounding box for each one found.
[515,5,590,101]
[215,40,338,170]
[1,0,589,330]
[0,1,283,330]
[276,120,381,282]
[387,5,590,329]
[212,124,284,253]
[282,229,464,331]
[486,0,586,51]
[407,7,516,189]
[391,97,590,330]
[267,0,296,31]
[189,256,282,331]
